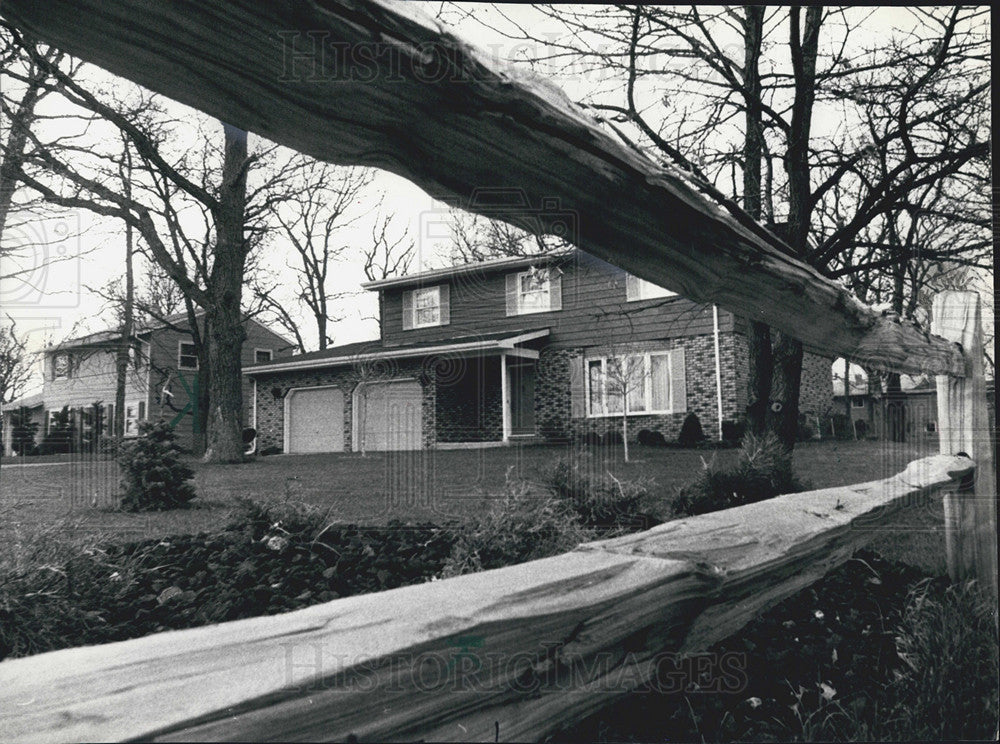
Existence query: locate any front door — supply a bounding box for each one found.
[508,361,536,435]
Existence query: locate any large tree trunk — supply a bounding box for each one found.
[768,6,822,452]
[202,124,249,463]
[741,7,772,438]
[768,332,804,450]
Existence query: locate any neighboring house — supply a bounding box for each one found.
[27,313,293,452]
[1,392,45,456]
[246,249,834,453]
[834,374,996,442]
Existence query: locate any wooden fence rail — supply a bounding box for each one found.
[0,455,973,742]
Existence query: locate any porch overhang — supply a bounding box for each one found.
[243,330,549,376]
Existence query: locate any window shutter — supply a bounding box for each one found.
[670,348,687,413]
[505,273,519,316]
[438,284,450,326]
[138,401,146,420]
[548,272,562,311]
[401,290,414,330]
[626,274,640,301]
[569,355,587,418]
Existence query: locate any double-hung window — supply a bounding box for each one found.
[506,267,562,315]
[255,349,273,364]
[586,351,675,416]
[402,285,450,329]
[178,341,199,370]
[52,352,72,380]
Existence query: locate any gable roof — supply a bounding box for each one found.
[360,249,574,291]
[48,312,293,352]
[244,329,550,375]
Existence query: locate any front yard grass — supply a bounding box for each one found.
[1,438,943,571]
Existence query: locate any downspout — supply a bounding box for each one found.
[500,351,510,443]
[713,305,724,441]
[246,378,258,455]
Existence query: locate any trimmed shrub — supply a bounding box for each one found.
[672,430,810,517]
[677,412,706,447]
[118,420,196,511]
[441,477,591,577]
[637,429,667,447]
[579,431,602,446]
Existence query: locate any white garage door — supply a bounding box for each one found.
[357,381,423,451]
[287,387,344,453]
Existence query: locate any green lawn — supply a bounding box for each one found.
[0,438,946,571]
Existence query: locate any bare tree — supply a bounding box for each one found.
[0,317,33,408]
[361,210,415,336]
[1,28,308,460]
[454,5,990,449]
[251,160,373,352]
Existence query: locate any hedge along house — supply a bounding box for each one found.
[36,313,293,452]
[247,249,834,453]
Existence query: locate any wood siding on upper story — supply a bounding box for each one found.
[379,252,735,349]
[145,319,295,425]
[44,319,294,431]
[43,345,149,411]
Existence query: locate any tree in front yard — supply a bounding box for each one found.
[118,420,196,511]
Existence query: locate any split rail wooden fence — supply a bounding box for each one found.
[0,1,994,741]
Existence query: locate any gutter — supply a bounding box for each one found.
[244,330,550,376]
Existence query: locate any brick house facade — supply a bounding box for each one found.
[247,250,834,453]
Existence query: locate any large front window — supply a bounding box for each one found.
[586,351,673,416]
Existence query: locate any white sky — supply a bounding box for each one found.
[0,4,991,395]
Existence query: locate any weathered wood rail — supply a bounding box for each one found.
[0,455,974,742]
[1,2,994,741]
[1,0,964,376]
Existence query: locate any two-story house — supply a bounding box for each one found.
[246,249,833,453]
[28,312,293,452]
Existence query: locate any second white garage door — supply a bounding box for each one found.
[356,380,423,451]
[287,387,344,453]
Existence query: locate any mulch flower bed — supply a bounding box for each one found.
[0,516,455,660]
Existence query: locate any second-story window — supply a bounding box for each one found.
[506,267,562,315]
[626,274,677,302]
[414,287,441,327]
[178,341,199,370]
[255,349,273,364]
[401,285,450,330]
[52,352,72,380]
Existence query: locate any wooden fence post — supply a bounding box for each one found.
[931,291,997,605]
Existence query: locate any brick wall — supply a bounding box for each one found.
[536,348,574,440]
[542,334,745,444]
[799,351,835,415]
